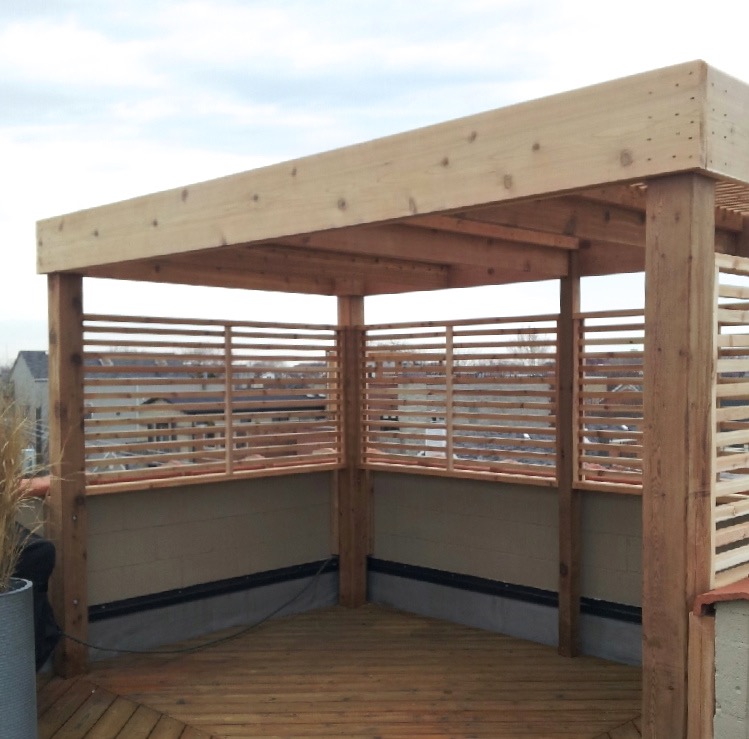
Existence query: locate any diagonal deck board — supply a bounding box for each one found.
[62,604,642,738]
[36,676,218,739]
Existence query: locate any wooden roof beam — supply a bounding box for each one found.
[82,258,340,295]
[83,233,569,294]
[82,244,453,296]
[579,184,746,234]
[578,240,645,276]
[467,196,648,248]
[205,243,450,288]
[39,61,725,274]
[468,195,738,253]
[283,223,570,275]
[404,214,580,250]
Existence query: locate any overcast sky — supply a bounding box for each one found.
[2,0,749,363]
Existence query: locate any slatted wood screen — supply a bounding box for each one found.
[363,316,558,483]
[576,310,644,492]
[83,315,340,493]
[82,309,652,495]
[714,253,749,586]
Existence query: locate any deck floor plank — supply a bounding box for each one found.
[113,703,162,738]
[38,678,98,739]
[48,604,640,738]
[147,714,187,739]
[82,696,139,738]
[52,682,116,738]
[36,676,77,716]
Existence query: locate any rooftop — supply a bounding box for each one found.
[14,350,49,381]
[35,60,749,739]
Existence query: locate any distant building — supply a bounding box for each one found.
[10,350,49,464]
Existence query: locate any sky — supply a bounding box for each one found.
[2,0,749,364]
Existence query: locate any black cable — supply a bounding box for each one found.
[59,556,335,656]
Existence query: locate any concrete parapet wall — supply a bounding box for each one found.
[87,473,332,605]
[715,600,749,738]
[373,472,642,606]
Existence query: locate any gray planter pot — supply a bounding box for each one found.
[0,578,38,739]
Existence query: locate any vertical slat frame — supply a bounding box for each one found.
[642,174,716,738]
[47,273,88,676]
[558,252,581,657]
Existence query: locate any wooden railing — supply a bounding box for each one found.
[363,316,559,484]
[83,309,650,495]
[714,254,749,586]
[83,315,341,493]
[362,312,646,489]
[575,309,644,493]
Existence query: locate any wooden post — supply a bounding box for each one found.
[558,251,580,657]
[224,325,234,475]
[642,174,716,738]
[687,612,715,739]
[47,273,88,676]
[445,326,455,472]
[337,295,367,606]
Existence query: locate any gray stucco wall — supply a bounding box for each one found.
[715,600,749,738]
[373,472,642,606]
[87,472,333,605]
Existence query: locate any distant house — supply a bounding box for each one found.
[10,350,49,464]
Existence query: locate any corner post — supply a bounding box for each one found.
[642,174,716,738]
[337,295,367,606]
[47,273,88,676]
[558,251,581,657]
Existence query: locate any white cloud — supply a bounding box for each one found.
[0,18,161,89]
[1,0,748,360]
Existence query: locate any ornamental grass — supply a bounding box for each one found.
[0,400,32,591]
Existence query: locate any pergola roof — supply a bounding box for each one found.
[37,60,749,296]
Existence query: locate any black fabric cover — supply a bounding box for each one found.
[14,525,61,670]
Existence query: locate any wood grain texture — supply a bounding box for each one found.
[36,676,218,739]
[76,604,641,738]
[38,62,709,274]
[642,175,716,738]
[706,66,749,185]
[47,273,88,676]
[337,296,368,606]
[687,612,715,739]
[558,252,581,657]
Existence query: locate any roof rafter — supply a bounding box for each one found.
[282,223,570,274]
[404,214,580,250]
[467,195,738,253]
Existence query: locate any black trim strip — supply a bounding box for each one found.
[368,557,641,624]
[89,557,339,622]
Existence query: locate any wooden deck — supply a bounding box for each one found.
[39,604,641,738]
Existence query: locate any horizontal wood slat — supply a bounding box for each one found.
[363,316,558,479]
[83,315,341,492]
[577,312,644,488]
[83,307,652,497]
[714,254,749,584]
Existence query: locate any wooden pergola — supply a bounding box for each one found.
[37,60,749,738]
